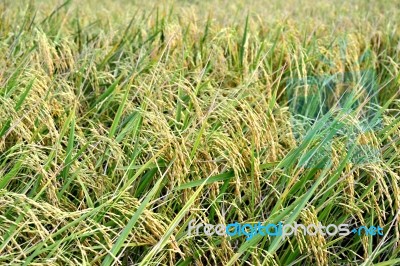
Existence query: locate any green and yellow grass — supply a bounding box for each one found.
[0,0,400,265]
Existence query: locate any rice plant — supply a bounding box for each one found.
[0,0,400,265]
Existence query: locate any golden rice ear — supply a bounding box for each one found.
[299,207,328,266]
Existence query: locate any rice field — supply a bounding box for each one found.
[0,0,400,265]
